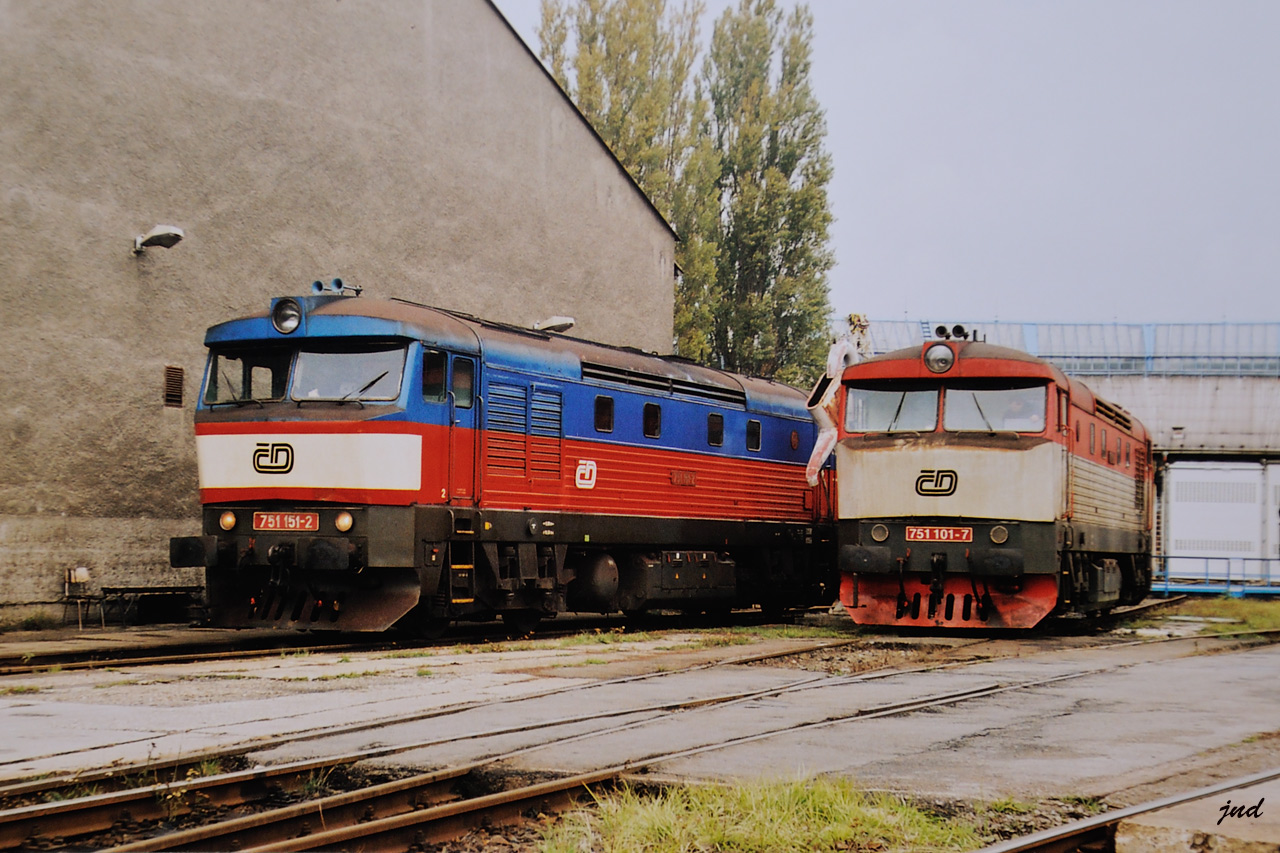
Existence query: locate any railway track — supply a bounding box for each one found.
[0,609,807,677]
[975,766,1280,853]
[4,624,1274,851]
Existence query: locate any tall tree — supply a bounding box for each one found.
[539,0,833,385]
[705,0,833,386]
[540,0,721,364]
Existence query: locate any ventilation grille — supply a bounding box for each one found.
[1094,397,1132,431]
[1173,539,1255,553]
[581,362,746,406]
[1174,481,1258,504]
[163,366,184,408]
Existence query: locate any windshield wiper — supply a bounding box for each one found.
[886,392,907,432]
[970,393,995,432]
[208,397,264,408]
[343,370,390,401]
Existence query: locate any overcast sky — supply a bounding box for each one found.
[495,0,1280,326]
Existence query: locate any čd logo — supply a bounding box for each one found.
[253,442,295,474]
[915,469,957,496]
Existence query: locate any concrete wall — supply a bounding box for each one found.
[0,0,676,618]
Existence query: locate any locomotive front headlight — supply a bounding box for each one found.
[219,511,237,531]
[990,525,1009,545]
[334,511,354,533]
[924,343,955,373]
[871,523,890,542]
[271,298,302,334]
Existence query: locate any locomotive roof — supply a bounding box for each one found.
[204,294,810,417]
[849,340,1071,383]
[845,339,1147,439]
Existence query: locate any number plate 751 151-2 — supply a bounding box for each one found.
[252,512,319,531]
[905,526,973,542]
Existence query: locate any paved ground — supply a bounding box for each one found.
[1,621,1277,812]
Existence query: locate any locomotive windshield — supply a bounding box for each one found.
[291,344,405,401]
[203,343,407,404]
[844,386,939,433]
[943,383,1046,433]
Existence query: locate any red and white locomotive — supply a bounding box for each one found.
[170,283,836,635]
[813,325,1153,629]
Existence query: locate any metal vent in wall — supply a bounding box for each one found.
[164,366,184,408]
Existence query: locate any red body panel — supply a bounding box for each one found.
[197,421,819,523]
[842,573,1060,630]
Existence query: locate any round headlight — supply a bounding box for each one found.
[990,525,1009,545]
[334,511,354,533]
[924,343,955,373]
[219,511,237,531]
[871,523,890,543]
[272,298,302,334]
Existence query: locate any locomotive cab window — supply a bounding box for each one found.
[594,396,614,432]
[422,350,447,402]
[452,358,474,409]
[643,403,661,438]
[707,413,724,447]
[204,347,291,404]
[747,419,761,451]
[944,384,1046,433]
[844,385,938,433]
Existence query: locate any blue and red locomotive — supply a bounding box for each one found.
[812,326,1154,629]
[171,282,836,634]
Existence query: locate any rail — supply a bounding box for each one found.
[1151,554,1280,597]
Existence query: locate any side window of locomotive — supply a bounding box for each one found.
[707,413,724,447]
[643,403,661,438]
[422,350,447,402]
[1116,436,1122,464]
[594,396,614,432]
[746,419,762,451]
[452,358,475,409]
[1101,428,1108,461]
[1058,391,1069,430]
[1125,441,1131,467]
[204,348,291,404]
[1089,424,1096,454]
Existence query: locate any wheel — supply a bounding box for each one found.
[501,609,542,637]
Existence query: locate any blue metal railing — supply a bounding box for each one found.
[1151,554,1280,597]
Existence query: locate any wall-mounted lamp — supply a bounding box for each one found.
[132,224,185,255]
[534,315,575,333]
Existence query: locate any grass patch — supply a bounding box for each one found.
[311,670,382,682]
[0,685,41,696]
[556,629,655,648]
[723,624,851,641]
[416,667,434,677]
[553,658,611,668]
[541,778,982,853]
[1159,597,1280,633]
[381,650,437,659]
[984,797,1035,815]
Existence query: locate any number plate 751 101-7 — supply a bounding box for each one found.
[905,526,973,542]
